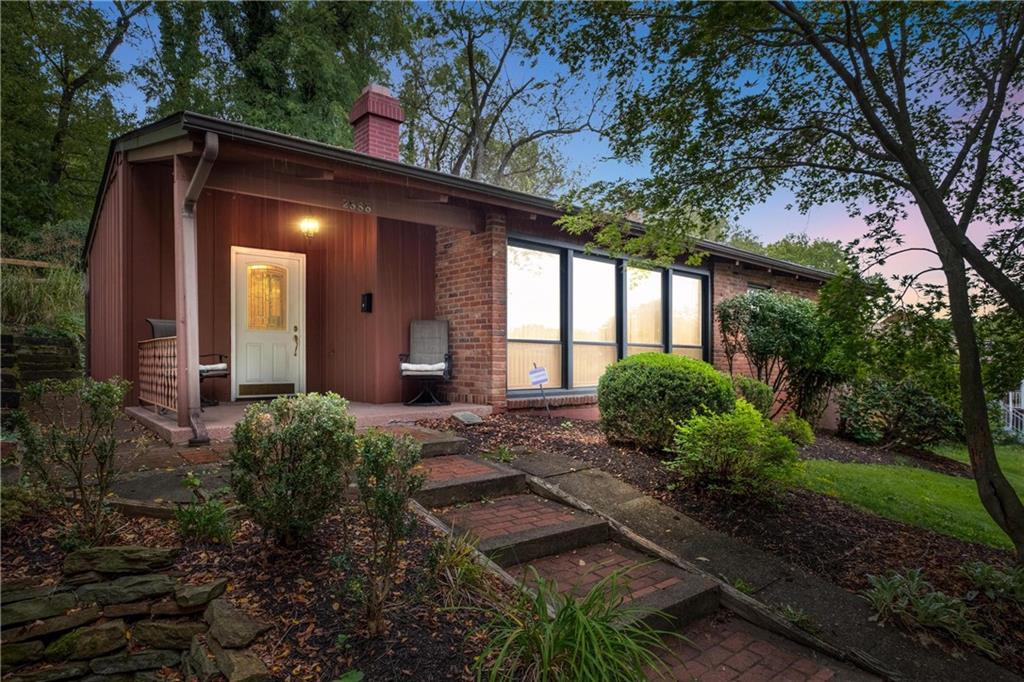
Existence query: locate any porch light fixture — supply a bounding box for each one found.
[298,216,321,239]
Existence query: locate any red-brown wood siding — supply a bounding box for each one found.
[120,178,435,405]
[87,154,128,383]
[375,219,436,402]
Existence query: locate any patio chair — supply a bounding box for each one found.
[145,318,229,408]
[399,320,451,406]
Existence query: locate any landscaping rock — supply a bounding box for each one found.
[1,593,77,627]
[453,411,483,425]
[65,571,106,587]
[209,638,270,682]
[1,606,102,644]
[43,619,127,661]
[174,578,227,608]
[132,620,207,649]
[76,574,175,605]
[102,601,153,618]
[150,598,205,616]
[88,649,180,674]
[5,662,90,682]
[183,635,221,682]
[0,640,44,666]
[0,580,67,605]
[204,599,270,649]
[64,546,179,576]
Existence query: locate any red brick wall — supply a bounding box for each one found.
[434,211,507,409]
[710,260,824,405]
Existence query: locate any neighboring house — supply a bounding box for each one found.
[84,84,831,442]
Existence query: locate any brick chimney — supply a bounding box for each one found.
[348,84,404,161]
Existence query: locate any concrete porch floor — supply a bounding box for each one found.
[126,400,492,444]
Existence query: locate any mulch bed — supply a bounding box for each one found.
[801,432,973,477]
[424,412,1023,673]
[2,506,497,681]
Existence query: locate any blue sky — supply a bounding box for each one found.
[106,2,951,284]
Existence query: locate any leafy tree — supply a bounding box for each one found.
[135,1,230,118]
[400,1,600,196]
[720,227,848,273]
[1,1,147,237]
[205,1,412,147]
[549,2,1024,562]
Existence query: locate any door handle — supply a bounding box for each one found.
[293,326,299,357]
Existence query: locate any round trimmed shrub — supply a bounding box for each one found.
[776,411,815,447]
[598,353,735,449]
[733,376,774,417]
[231,392,356,547]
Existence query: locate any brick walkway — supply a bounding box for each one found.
[415,454,499,483]
[440,493,584,540]
[655,615,845,682]
[510,540,685,602]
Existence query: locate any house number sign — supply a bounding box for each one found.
[342,199,372,213]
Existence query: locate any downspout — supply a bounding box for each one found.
[181,132,219,444]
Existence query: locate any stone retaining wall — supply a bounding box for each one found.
[1,546,269,681]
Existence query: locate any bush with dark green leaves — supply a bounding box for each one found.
[15,377,131,544]
[598,353,735,449]
[354,430,424,637]
[666,399,797,495]
[838,378,961,448]
[231,392,356,547]
[733,376,774,417]
[777,412,815,447]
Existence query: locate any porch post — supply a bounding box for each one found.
[172,133,219,442]
[172,156,200,432]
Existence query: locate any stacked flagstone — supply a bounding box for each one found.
[1,546,270,682]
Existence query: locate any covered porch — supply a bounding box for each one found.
[126,400,491,445]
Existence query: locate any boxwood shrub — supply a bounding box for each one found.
[598,353,735,449]
[733,376,774,417]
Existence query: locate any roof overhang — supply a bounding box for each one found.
[83,112,834,282]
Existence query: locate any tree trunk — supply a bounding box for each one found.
[933,225,1024,563]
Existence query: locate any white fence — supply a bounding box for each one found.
[1005,380,1024,439]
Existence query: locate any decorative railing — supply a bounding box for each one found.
[138,336,177,413]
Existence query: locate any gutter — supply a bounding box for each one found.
[83,112,834,282]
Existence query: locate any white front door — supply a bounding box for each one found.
[231,246,306,400]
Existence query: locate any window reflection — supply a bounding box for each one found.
[627,267,662,347]
[672,274,702,348]
[507,245,562,388]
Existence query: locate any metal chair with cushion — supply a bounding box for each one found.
[145,318,229,408]
[399,320,452,406]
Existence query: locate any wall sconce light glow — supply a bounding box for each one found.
[298,216,321,239]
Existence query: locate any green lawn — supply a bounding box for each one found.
[792,443,1024,551]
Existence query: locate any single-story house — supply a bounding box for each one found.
[84,84,831,443]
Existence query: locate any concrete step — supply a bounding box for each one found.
[413,455,526,507]
[436,493,610,568]
[508,540,719,629]
[372,424,467,457]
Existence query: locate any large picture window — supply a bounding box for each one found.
[507,245,562,389]
[671,274,703,359]
[572,256,617,387]
[506,238,708,393]
[626,266,663,356]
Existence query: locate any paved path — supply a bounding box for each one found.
[510,448,1016,682]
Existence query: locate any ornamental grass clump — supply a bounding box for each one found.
[472,567,675,681]
[14,377,132,545]
[666,399,797,496]
[354,430,424,636]
[231,392,356,547]
[598,353,735,450]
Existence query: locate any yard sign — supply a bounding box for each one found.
[529,363,552,417]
